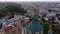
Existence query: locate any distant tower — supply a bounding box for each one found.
[28,7,43,34]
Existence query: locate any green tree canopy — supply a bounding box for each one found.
[0,4,26,18]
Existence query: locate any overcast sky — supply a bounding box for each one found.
[0,0,60,2]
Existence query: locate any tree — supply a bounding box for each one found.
[0,4,26,18]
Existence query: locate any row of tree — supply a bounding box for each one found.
[41,21,60,34]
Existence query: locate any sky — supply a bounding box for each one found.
[0,0,60,2]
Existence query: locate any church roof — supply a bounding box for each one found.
[28,21,43,32]
[28,15,43,32]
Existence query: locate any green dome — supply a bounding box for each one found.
[28,15,43,34]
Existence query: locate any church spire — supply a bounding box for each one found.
[33,7,38,16]
[28,6,43,34]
